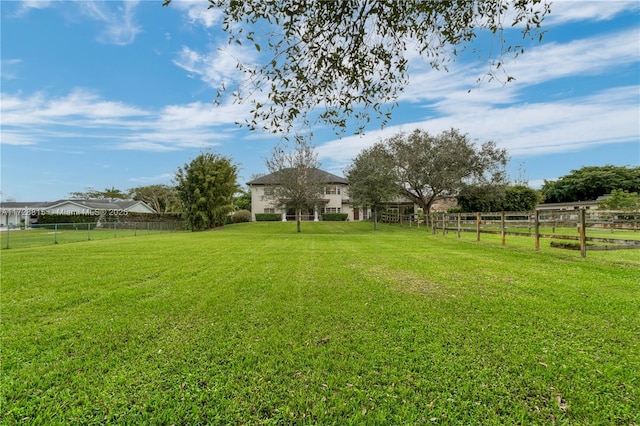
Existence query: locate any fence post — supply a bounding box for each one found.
[534,210,540,251]
[501,212,506,246]
[5,225,9,249]
[442,213,446,237]
[88,223,91,241]
[457,213,461,239]
[54,224,58,244]
[476,212,481,241]
[579,209,587,258]
[431,213,435,235]
[611,213,615,234]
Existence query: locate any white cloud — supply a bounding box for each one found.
[0,130,38,146]
[317,85,640,169]
[0,89,261,152]
[14,0,53,16]
[1,59,22,80]
[315,24,640,170]
[129,173,175,184]
[173,43,257,90]
[77,0,141,45]
[13,1,141,45]
[399,26,640,109]
[545,1,640,25]
[113,141,181,152]
[0,90,148,128]
[159,100,253,129]
[497,28,640,86]
[169,0,223,28]
[528,178,547,189]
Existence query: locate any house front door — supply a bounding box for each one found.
[353,208,359,221]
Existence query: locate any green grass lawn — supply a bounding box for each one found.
[1,222,183,250]
[2,222,638,424]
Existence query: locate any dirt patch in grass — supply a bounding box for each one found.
[367,265,443,296]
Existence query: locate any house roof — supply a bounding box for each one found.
[48,199,147,210]
[0,199,156,212]
[0,201,52,208]
[247,168,348,185]
[536,194,611,210]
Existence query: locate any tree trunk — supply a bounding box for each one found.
[373,209,378,230]
[296,209,301,233]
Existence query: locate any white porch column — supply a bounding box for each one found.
[314,206,319,222]
[281,210,287,222]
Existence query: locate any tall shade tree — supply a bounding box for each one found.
[457,184,540,212]
[598,189,640,211]
[163,0,550,135]
[344,143,399,230]
[456,183,506,213]
[541,165,640,203]
[502,185,541,212]
[233,188,252,212]
[129,184,181,214]
[265,139,324,233]
[68,187,128,200]
[175,153,239,231]
[388,128,508,217]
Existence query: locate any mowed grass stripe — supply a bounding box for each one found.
[1,222,638,424]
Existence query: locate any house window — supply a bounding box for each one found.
[264,208,275,214]
[324,207,341,213]
[264,187,274,196]
[325,186,340,195]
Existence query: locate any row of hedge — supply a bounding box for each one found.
[321,213,348,221]
[253,213,348,222]
[35,210,349,225]
[255,213,281,221]
[36,212,183,224]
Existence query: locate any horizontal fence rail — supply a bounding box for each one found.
[423,210,640,257]
[1,221,185,250]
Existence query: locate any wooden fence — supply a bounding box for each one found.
[382,210,640,258]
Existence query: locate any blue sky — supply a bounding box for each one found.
[1,1,639,202]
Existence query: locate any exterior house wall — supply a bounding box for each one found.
[1,210,24,228]
[320,184,350,217]
[250,183,354,221]
[250,186,281,220]
[124,202,156,213]
[247,169,354,222]
[1,203,49,228]
[536,201,601,211]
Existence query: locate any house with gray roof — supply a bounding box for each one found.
[247,168,457,222]
[0,199,156,228]
[247,168,359,221]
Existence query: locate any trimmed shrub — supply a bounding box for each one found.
[232,209,252,223]
[255,213,281,221]
[322,213,348,221]
[36,212,183,224]
[36,214,97,224]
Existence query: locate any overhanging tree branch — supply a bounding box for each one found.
[163,0,550,136]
